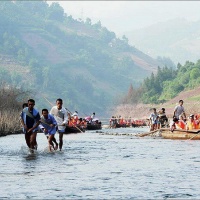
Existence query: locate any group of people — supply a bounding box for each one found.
[148,107,168,131]
[21,98,72,153]
[149,99,200,132]
[20,98,99,153]
[170,100,200,131]
[67,111,87,128]
[109,116,146,128]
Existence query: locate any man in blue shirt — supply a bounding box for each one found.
[40,109,58,152]
[20,99,40,153]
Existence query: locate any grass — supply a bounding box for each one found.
[0,109,21,136]
[187,95,200,101]
[0,83,30,136]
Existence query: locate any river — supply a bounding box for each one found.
[0,127,200,199]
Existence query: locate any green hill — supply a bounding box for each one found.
[0,1,163,116]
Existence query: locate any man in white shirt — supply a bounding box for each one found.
[50,98,68,151]
[174,100,186,120]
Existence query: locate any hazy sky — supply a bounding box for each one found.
[51,1,200,36]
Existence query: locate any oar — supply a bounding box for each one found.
[42,95,84,133]
[136,129,159,137]
[65,107,72,114]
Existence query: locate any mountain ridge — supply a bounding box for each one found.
[0,1,165,115]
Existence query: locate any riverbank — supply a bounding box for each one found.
[114,99,200,120]
[0,130,22,137]
[0,109,22,137]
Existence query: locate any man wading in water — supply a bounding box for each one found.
[50,98,68,151]
[20,99,40,153]
[39,109,58,152]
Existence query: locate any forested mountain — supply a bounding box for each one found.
[125,18,200,64]
[122,60,200,105]
[0,1,164,115]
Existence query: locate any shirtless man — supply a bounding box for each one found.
[50,99,68,151]
[40,109,58,152]
[20,99,40,153]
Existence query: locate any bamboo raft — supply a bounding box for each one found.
[138,128,200,140]
[98,128,200,140]
[159,128,200,140]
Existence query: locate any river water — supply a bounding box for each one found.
[0,127,200,199]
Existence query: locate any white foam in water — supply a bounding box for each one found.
[20,145,31,155]
[19,145,64,158]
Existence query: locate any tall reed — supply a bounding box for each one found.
[0,82,30,136]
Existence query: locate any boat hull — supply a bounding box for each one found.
[86,124,102,130]
[65,126,85,134]
[160,128,200,140]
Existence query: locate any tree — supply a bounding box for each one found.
[190,68,200,80]
[85,18,92,26]
[122,35,129,44]
[93,20,102,29]
[46,2,64,22]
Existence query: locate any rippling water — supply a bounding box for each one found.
[0,127,200,199]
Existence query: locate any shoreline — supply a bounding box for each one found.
[0,130,22,137]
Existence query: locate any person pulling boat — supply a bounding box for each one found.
[50,98,68,151]
[39,109,58,152]
[20,99,40,153]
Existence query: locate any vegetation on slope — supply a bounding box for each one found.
[122,60,200,105]
[0,1,162,115]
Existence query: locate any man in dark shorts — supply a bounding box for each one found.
[20,99,40,153]
[50,98,68,151]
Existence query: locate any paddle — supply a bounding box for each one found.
[42,95,84,133]
[136,129,159,137]
[65,107,72,114]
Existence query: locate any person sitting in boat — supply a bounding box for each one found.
[170,117,183,132]
[72,111,78,124]
[81,119,87,128]
[68,117,75,127]
[76,118,82,125]
[186,114,199,130]
[119,117,124,126]
[72,111,78,118]
[178,115,186,129]
[149,108,159,131]
[194,114,200,129]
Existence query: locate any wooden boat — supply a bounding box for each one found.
[111,123,130,128]
[65,125,85,134]
[159,128,200,140]
[138,128,200,140]
[86,123,102,130]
